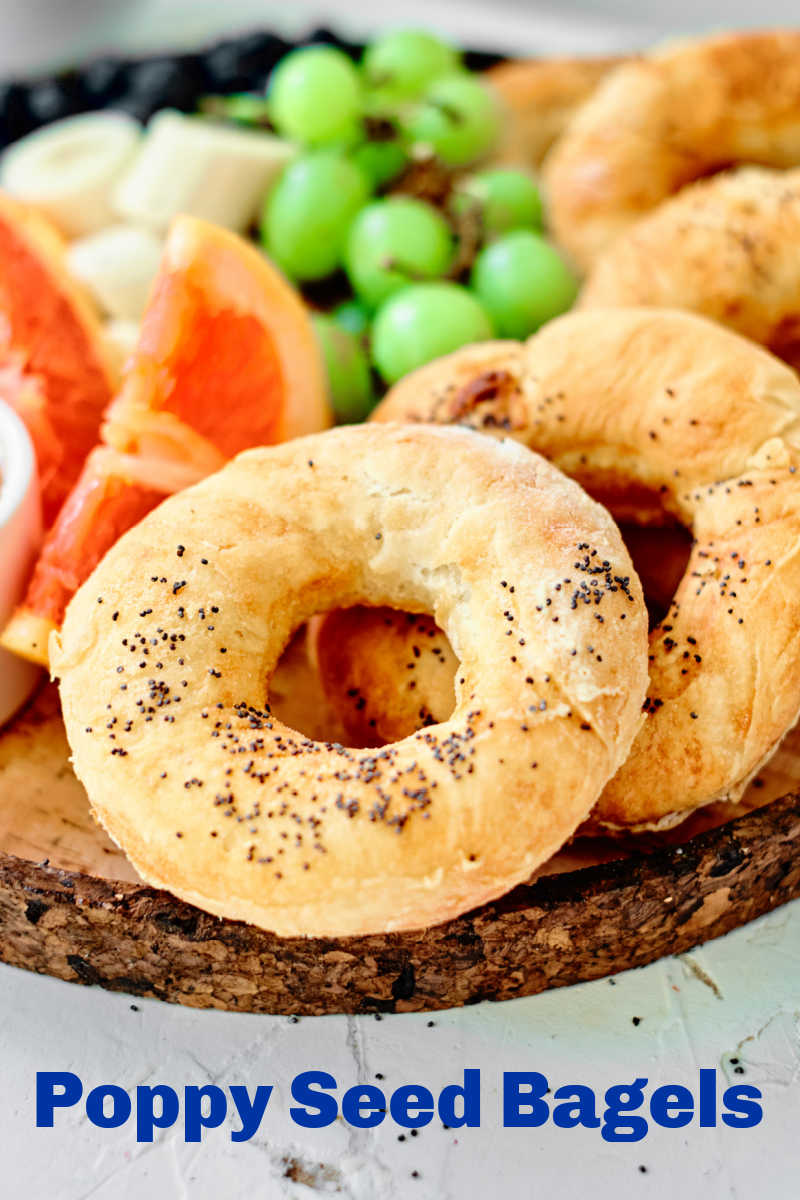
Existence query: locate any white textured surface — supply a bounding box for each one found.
[1,899,798,1197]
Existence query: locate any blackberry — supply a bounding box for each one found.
[116,55,210,122]
[81,58,129,107]
[26,74,86,127]
[463,48,506,72]
[305,27,362,61]
[0,82,33,147]
[203,32,288,92]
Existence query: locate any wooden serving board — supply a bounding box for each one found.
[0,628,798,1015]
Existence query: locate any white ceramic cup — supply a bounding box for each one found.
[0,400,42,726]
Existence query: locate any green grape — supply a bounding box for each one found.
[372,282,493,384]
[454,168,543,235]
[198,93,272,126]
[345,197,453,309]
[351,138,407,189]
[333,299,371,336]
[319,123,365,153]
[470,230,578,339]
[261,152,370,281]
[313,314,375,423]
[269,46,363,146]
[362,30,460,105]
[401,74,500,166]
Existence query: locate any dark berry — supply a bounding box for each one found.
[81,58,128,106]
[0,82,33,147]
[26,76,85,127]
[305,28,361,60]
[463,48,506,72]
[203,32,288,92]
[117,55,210,122]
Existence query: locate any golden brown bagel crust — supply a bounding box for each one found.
[51,424,648,937]
[580,167,800,360]
[487,56,624,168]
[359,309,800,829]
[543,30,800,270]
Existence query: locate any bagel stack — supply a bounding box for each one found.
[543,29,800,271]
[578,168,800,366]
[315,309,800,833]
[539,30,800,369]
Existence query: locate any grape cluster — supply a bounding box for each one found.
[249,31,577,417]
[0,27,577,419]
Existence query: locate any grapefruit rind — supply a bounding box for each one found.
[1,609,55,669]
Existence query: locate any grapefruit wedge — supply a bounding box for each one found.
[0,189,117,524]
[4,447,206,664]
[103,215,330,467]
[2,215,331,666]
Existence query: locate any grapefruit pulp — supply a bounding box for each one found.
[0,189,117,524]
[2,215,331,666]
[103,215,331,466]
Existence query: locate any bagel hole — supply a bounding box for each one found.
[266,524,691,748]
[268,612,459,749]
[616,521,692,630]
[267,626,352,743]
